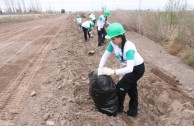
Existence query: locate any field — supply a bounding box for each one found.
[0,13,194,126]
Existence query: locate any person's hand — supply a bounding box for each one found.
[97,27,101,31]
[98,67,114,76]
[106,21,111,25]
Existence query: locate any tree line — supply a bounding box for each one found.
[0,0,42,14]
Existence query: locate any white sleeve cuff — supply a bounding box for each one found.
[115,60,134,75]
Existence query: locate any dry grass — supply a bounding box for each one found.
[140,11,167,42]
[109,10,139,32]
[75,10,194,67]
[110,10,172,42]
[167,42,185,55]
[0,14,55,24]
[190,14,194,36]
[183,49,194,67]
[109,9,194,67]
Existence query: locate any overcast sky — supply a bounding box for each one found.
[0,0,194,12]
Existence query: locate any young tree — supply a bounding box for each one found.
[0,6,3,14]
[4,0,12,13]
[17,0,22,13]
[10,0,16,13]
[61,9,65,13]
[21,0,26,13]
[35,0,42,13]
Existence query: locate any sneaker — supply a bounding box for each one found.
[127,109,137,117]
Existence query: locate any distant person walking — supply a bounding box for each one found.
[98,23,145,117]
[96,10,111,46]
[81,21,94,41]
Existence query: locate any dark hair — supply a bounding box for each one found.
[116,34,126,61]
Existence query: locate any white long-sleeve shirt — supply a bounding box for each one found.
[89,14,96,21]
[97,15,106,29]
[99,40,144,75]
[81,21,92,31]
[76,17,82,25]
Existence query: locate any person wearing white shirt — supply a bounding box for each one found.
[96,10,111,46]
[75,15,82,28]
[98,23,145,117]
[89,13,96,26]
[81,21,94,41]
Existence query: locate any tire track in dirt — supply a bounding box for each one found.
[0,24,30,35]
[0,38,51,93]
[0,27,31,40]
[0,15,57,34]
[0,26,41,51]
[0,19,63,85]
[0,41,36,70]
[0,22,45,41]
[0,21,64,124]
[0,17,62,51]
[0,23,60,65]
[0,15,66,125]
[0,15,61,41]
[0,24,56,90]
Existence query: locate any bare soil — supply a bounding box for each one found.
[0,14,194,126]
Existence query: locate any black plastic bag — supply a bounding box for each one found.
[88,70,118,116]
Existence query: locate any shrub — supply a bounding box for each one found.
[184,52,194,68]
[168,42,185,55]
[61,9,65,13]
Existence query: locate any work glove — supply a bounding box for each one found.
[98,67,114,76]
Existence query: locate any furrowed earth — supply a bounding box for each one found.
[0,14,194,126]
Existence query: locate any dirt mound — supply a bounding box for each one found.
[0,14,193,126]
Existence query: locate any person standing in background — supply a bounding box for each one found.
[88,12,96,37]
[96,10,111,47]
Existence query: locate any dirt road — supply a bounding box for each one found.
[0,14,194,126]
[0,15,65,125]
